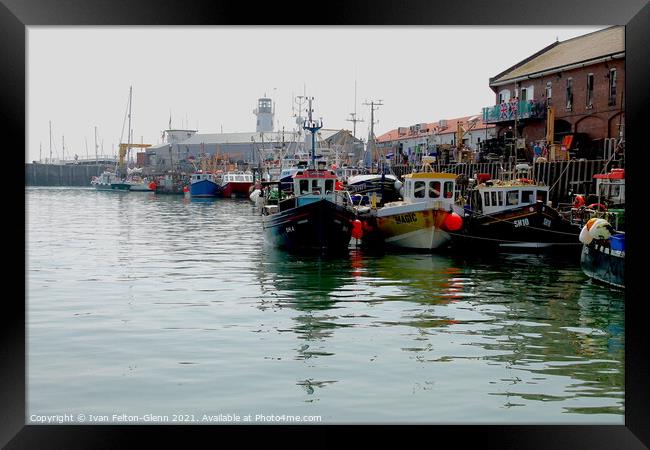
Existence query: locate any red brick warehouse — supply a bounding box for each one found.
[482,26,624,158]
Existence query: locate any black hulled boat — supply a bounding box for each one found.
[260,99,356,253]
[451,177,581,251]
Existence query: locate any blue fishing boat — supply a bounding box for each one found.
[189,171,222,198]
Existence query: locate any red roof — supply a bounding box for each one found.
[376,115,495,143]
[593,169,624,180]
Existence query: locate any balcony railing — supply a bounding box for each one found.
[482,99,546,123]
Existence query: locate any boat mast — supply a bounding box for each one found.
[49,120,52,164]
[363,99,383,172]
[347,80,364,139]
[94,126,98,164]
[303,97,322,170]
[127,86,133,171]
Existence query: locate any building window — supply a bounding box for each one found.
[498,89,510,103]
[484,192,490,206]
[520,88,528,102]
[566,78,573,111]
[609,69,617,106]
[546,81,552,104]
[586,73,594,108]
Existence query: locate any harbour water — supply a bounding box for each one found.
[26,187,624,424]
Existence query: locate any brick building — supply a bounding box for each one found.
[376,115,496,163]
[483,26,624,158]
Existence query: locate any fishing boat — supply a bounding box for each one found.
[92,86,151,191]
[451,171,581,251]
[346,172,402,206]
[566,168,625,230]
[91,170,131,191]
[356,158,463,251]
[155,173,187,195]
[579,218,624,288]
[260,99,356,253]
[126,168,155,192]
[189,170,222,198]
[221,171,254,198]
[278,152,310,194]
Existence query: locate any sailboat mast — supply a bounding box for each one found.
[127,86,133,167]
[94,126,98,164]
[49,121,52,164]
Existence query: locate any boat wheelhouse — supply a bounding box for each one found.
[189,171,221,198]
[453,177,581,251]
[221,171,254,198]
[260,98,356,253]
[91,170,131,191]
[594,168,625,206]
[261,166,355,252]
[357,160,462,251]
[346,173,402,206]
[469,180,548,215]
[566,168,625,230]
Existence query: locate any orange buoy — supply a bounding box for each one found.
[148,181,157,190]
[351,219,363,239]
[443,212,463,231]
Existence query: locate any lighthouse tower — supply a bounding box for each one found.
[254,96,274,133]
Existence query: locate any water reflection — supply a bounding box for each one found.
[257,247,624,415]
[28,188,624,421]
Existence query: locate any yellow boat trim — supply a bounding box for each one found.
[405,172,457,179]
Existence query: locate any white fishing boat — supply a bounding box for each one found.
[91,170,130,191]
[357,158,462,250]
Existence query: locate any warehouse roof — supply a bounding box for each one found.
[490,26,624,85]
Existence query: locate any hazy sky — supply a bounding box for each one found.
[27,26,606,163]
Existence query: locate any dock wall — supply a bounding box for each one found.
[25,163,107,187]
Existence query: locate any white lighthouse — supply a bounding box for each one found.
[254,97,274,133]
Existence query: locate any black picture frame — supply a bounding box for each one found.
[6,0,649,447]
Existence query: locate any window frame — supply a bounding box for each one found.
[608,68,617,106]
[586,73,594,108]
[414,181,426,199]
[506,190,520,206]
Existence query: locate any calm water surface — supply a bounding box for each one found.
[26,187,624,424]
